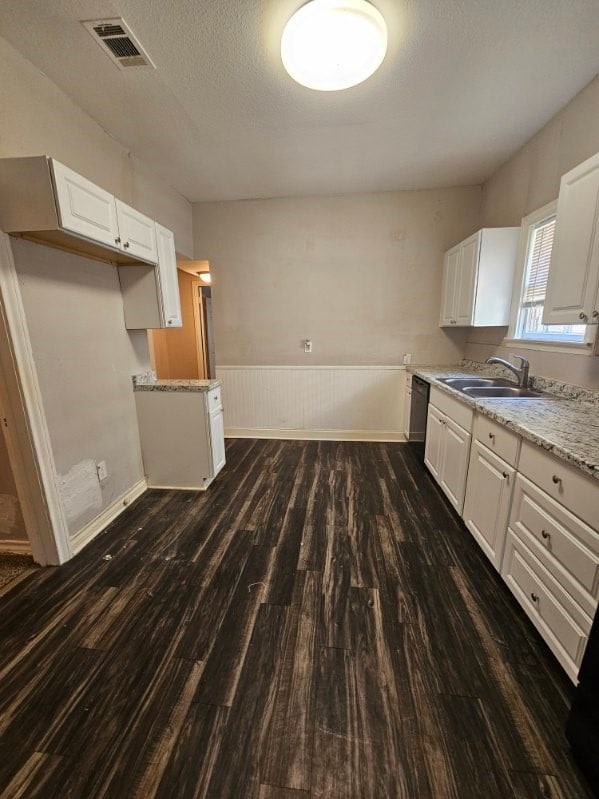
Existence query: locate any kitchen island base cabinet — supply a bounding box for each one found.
[135,388,225,490]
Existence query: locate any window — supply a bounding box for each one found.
[511,203,588,345]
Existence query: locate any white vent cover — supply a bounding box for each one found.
[82,18,155,69]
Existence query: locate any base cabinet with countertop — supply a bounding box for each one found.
[418,368,599,682]
[424,386,472,513]
[462,415,520,570]
[134,377,225,490]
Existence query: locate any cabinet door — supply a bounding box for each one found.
[439,246,460,326]
[455,232,480,326]
[439,416,471,514]
[463,441,514,569]
[424,404,444,480]
[51,160,119,249]
[544,152,599,325]
[209,407,226,476]
[115,200,158,264]
[155,223,183,328]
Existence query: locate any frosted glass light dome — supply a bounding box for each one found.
[281,0,387,91]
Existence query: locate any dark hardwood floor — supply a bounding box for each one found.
[0,439,594,798]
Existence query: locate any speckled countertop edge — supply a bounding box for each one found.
[408,365,599,482]
[132,371,222,392]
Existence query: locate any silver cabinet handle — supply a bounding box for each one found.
[579,312,587,321]
[593,310,599,318]
[552,475,561,485]
[489,432,495,442]
[502,471,509,480]
[541,530,550,540]
[115,236,121,244]
[530,592,539,603]
[124,241,130,249]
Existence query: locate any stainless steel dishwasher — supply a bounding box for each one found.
[408,375,430,461]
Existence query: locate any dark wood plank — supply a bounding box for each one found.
[261,570,322,791]
[0,440,594,799]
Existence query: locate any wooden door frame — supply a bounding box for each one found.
[191,279,207,380]
[0,233,71,565]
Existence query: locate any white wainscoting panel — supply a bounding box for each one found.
[216,366,406,441]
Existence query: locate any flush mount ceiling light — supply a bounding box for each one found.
[281,0,387,91]
[198,272,212,283]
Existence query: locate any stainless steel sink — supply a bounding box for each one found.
[462,386,544,399]
[439,377,513,389]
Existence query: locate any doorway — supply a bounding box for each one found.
[149,263,215,380]
[192,282,215,380]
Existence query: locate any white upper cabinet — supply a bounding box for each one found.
[155,223,182,327]
[439,228,519,327]
[439,246,460,326]
[51,160,120,250]
[115,199,158,264]
[543,152,599,325]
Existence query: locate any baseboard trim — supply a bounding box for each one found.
[146,483,209,492]
[70,479,147,555]
[225,428,406,442]
[0,539,31,555]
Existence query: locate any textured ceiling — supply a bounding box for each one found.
[1,0,599,202]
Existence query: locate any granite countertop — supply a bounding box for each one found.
[132,371,221,393]
[409,365,599,481]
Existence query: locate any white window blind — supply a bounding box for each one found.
[522,217,556,307]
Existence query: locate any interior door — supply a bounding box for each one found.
[439,416,471,513]
[440,247,460,326]
[455,232,480,326]
[51,160,119,249]
[115,200,158,264]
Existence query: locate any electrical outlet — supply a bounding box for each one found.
[96,461,108,483]
[403,353,412,365]
[304,339,313,353]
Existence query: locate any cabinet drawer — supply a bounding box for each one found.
[509,474,599,617]
[519,440,599,531]
[207,386,223,412]
[473,414,520,467]
[430,386,473,432]
[502,530,591,681]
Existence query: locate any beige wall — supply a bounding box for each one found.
[12,238,145,537]
[0,35,199,540]
[466,74,599,388]
[193,188,481,366]
[0,427,27,546]
[0,36,193,258]
[151,269,201,379]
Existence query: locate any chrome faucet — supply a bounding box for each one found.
[486,355,530,388]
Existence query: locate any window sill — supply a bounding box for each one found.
[502,337,595,356]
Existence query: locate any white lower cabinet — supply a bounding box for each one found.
[424,403,444,481]
[422,382,599,683]
[424,401,471,514]
[439,417,471,513]
[134,386,226,490]
[502,529,592,682]
[209,406,226,475]
[501,466,599,682]
[463,441,515,570]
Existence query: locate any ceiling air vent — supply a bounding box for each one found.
[82,18,155,70]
